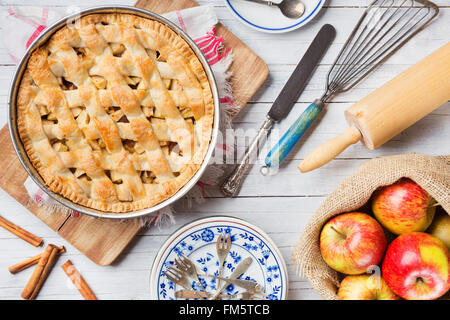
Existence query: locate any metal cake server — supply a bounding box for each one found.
[209,256,253,300]
[210,276,268,297]
[221,24,336,197]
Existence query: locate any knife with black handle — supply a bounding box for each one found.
[221,24,336,197]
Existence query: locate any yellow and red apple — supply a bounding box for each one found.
[428,210,450,249]
[382,232,449,300]
[320,212,387,275]
[372,178,435,235]
[337,274,399,300]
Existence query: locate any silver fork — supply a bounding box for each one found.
[164,266,192,290]
[175,254,207,292]
[214,233,231,297]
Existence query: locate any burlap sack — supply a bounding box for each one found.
[292,153,450,300]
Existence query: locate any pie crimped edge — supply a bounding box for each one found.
[16,13,215,213]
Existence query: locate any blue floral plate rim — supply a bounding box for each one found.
[149,216,288,300]
[224,0,325,34]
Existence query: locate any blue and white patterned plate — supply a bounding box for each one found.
[150,216,288,300]
[224,0,325,33]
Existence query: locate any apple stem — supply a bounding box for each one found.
[330,226,346,239]
[431,202,441,207]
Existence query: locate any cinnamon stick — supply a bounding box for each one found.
[61,260,97,300]
[8,246,66,274]
[21,244,60,300]
[0,215,43,247]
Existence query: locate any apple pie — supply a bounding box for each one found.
[17,13,215,212]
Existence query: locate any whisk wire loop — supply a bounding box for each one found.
[324,0,438,98]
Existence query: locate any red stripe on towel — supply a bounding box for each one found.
[26,25,46,48]
[7,8,39,27]
[41,8,48,25]
[176,11,187,33]
[209,47,231,66]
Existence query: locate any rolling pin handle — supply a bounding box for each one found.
[298,126,362,173]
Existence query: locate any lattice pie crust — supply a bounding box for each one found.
[17,14,215,212]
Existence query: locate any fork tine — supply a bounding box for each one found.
[174,259,184,271]
[166,268,178,279]
[216,233,223,249]
[164,271,178,283]
[226,233,231,248]
[179,258,189,270]
[221,233,227,249]
[179,254,190,267]
[167,267,181,279]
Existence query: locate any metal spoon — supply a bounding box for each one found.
[242,0,305,19]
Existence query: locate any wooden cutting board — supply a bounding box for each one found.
[0,0,268,266]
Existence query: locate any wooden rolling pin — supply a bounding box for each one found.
[299,42,450,173]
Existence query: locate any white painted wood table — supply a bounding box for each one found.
[0,0,448,300]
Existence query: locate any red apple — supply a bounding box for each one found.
[382,232,450,300]
[372,178,436,235]
[320,212,387,275]
[337,274,399,300]
[428,211,450,249]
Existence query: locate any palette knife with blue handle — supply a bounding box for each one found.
[221,24,336,197]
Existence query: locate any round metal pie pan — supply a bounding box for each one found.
[7,6,220,219]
